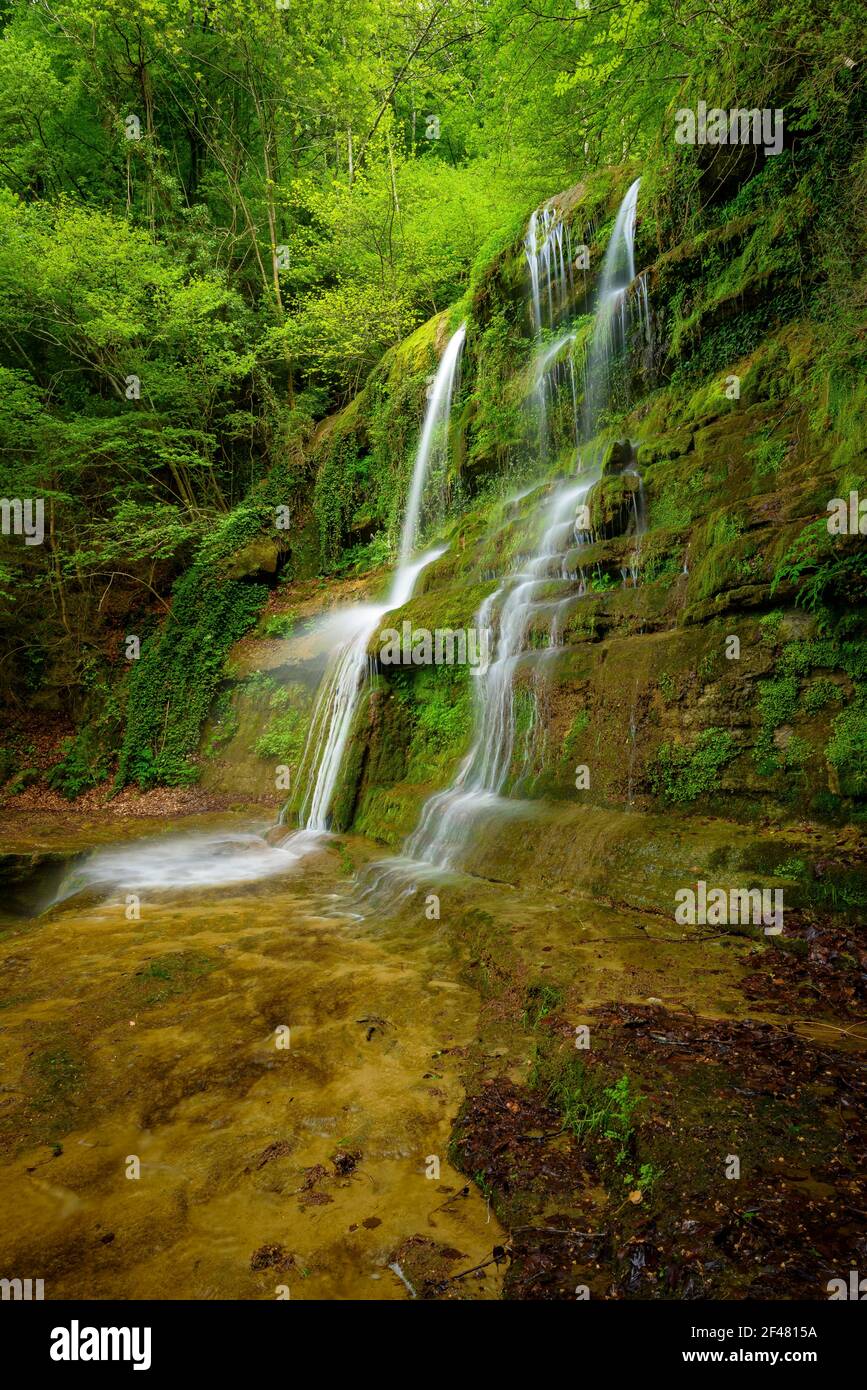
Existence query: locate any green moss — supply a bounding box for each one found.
[650,727,738,804]
[759,610,784,644]
[29,1046,86,1114]
[132,951,218,1005]
[753,676,800,776]
[826,693,867,796]
[646,469,703,532]
[389,663,474,784]
[802,679,842,714]
[562,709,589,759]
[202,689,239,757]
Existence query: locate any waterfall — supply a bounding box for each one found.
[290,323,466,834]
[582,176,641,436]
[525,208,577,457]
[397,323,465,571]
[50,323,467,903]
[357,179,645,896]
[399,476,597,870]
[525,205,574,339]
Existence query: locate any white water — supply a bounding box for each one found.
[292,547,444,834]
[400,477,597,870]
[582,177,641,436]
[525,205,574,338]
[292,320,466,833]
[51,324,466,902]
[357,179,646,899]
[397,322,465,569]
[54,828,314,898]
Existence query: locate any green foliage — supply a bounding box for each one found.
[521,983,563,1030]
[532,1054,640,1168]
[562,709,590,760]
[658,672,675,702]
[623,1161,664,1198]
[314,432,374,570]
[650,728,738,804]
[747,427,789,477]
[45,660,123,798]
[707,513,743,547]
[753,677,800,776]
[772,520,867,617]
[253,682,310,765]
[826,695,867,796]
[118,572,266,788]
[262,611,297,639]
[802,679,842,714]
[590,571,617,593]
[776,857,807,880]
[47,729,113,800]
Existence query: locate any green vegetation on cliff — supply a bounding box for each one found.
[0,0,864,817]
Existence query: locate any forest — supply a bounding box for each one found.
[1,0,866,1327]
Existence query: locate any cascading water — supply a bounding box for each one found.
[582,177,641,437]
[525,207,577,459]
[357,180,646,901]
[398,323,466,568]
[291,322,466,836]
[290,549,443,838]
[51,325,466,901]
[398,475,598,871]
[525,205,574,339]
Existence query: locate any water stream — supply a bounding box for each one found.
[357,178,647,902]
[51,324,467,900]
[290,322,466,838]
[51,179,648,906]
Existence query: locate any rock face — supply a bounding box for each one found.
[225,537,281,581]
[264,161,866,907]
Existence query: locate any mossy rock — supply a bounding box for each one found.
[226,537,281,581]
